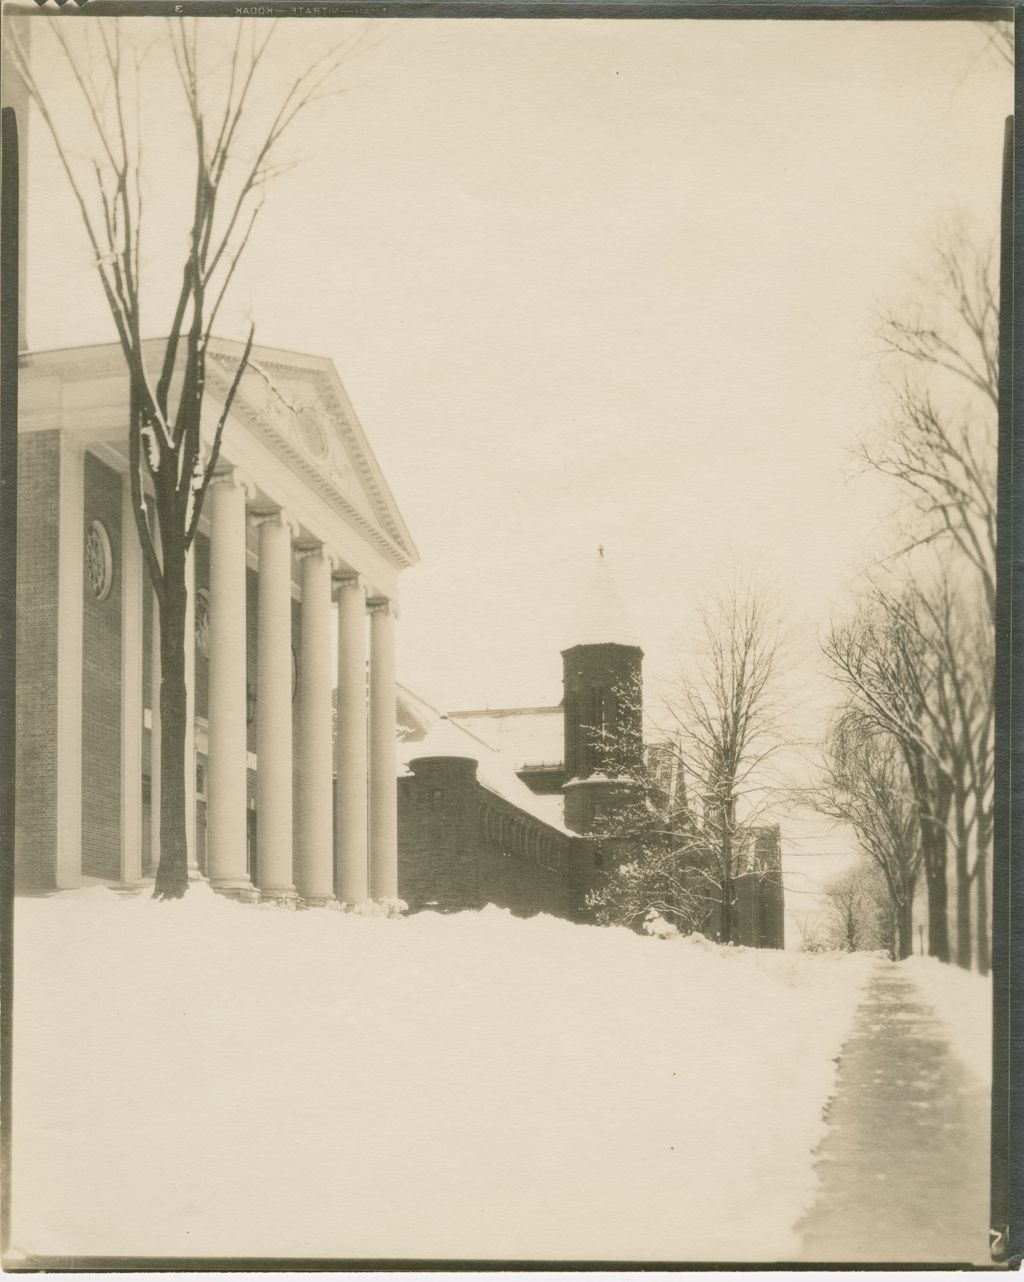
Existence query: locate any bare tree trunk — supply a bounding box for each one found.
[897,897,914,960]
[154,548,189,900]
[719,884,732,943]
[719,830,734,944]
[906,746,951,961]
[975,830,990,975]
[953,788,972,969]
[923,852,950,961]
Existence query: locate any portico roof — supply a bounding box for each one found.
[19,337,420,585]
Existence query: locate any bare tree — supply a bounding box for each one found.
[840,228,999,970]
[582,725,728,936]
[824,589,953,960]
[904,573,993,972]
[816,715,921,960]
[662,585,785,944]
[824,569,994,970]
[10,18,356,897]
[585,837,712,937]
[820,861,891,953]
[865,230,997,613]
[793,909,829,953]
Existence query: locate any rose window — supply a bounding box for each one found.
[85,520,113,601]
[297,409,329,461]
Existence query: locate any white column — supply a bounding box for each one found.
[254,509,298,900]
[205,468,253,895]
[184,544,200,879]
[334,572,368,904]
[368,596,398,901]
[296,545,336,904]
[55,435,84,888]
[120,473,144,886]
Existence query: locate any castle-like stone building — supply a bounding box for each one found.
[396,552,786,947]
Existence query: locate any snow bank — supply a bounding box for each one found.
[902,956,992,1088]
[11,888,878,1262]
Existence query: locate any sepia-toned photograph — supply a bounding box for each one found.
[0,1,1013,1267]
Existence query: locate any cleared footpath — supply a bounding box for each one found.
[798,964,991,1266]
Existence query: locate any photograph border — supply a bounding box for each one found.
[0,1,1018,1269]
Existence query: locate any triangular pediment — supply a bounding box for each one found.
[18,336,419,570]
[205,339,419,569]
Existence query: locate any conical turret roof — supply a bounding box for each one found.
[563,547,642,650]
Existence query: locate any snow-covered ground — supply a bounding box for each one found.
[902,955,993,1088]
[11,888,880,1262]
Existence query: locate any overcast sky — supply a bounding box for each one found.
[18,13,1010,894]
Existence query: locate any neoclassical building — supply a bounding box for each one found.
[15,338,419,904]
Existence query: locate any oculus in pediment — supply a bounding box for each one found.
[205,346,418,568]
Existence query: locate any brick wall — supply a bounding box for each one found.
[398,756,576,918]
[14,432,60,889]
[80,452,122,881]
[398,756,480,909]
[475,794,575,918]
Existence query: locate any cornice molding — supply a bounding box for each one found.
[22,348,130,382]
[206,353,416,571]
[21,338,418,572]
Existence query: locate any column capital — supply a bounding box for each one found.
[333,569,365,592]
[250,506,300,540]
[366,595,395,616]
[211,465,257,503]
[296,542,343,572]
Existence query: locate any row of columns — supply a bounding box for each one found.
[200,467,398,905]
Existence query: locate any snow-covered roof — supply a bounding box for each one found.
[563,549,641,650]
[396,692,571,836]
[520,792,569,829]
[447,706,564,771]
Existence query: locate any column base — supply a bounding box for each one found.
[210,878,259,903]
[259,886,299,906]
[299,895,337,909]
[114,879,154,895]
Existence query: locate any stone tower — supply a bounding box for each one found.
[561,548,644,834]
